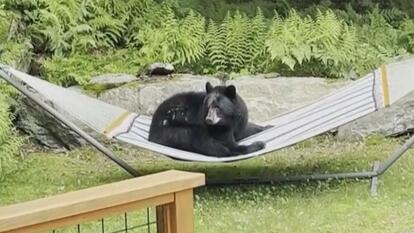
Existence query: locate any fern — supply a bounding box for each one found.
[247,7,269,72]
[264,8,407,78]
[6,0,144,55]
[399,19,414,53]
[266,10,313,70]
[134,7,205,67]
[224,11,245,71]
[85,1,126,49]
[206,19,226,71]
[205,8,270,73]
[380,7,408,27]
[42,49,142,86]
[354,7,404,73]
[0,92,23,181]
[6,0,414,79]
[175,10,205,65]
[0,6,9,41]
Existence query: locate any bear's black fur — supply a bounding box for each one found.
[148,82,269,157]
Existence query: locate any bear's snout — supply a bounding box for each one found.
[205,107,221,125]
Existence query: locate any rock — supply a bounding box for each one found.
[227,76,348,122]
[100,74,347,123]
[337,91,414,140]
[66,85,84,93]
[90,73,138,86]
[14,97,88,150]
[145,63,175,76]
[263,73,280,79]
[344,69,358,81]
[99,74,222,115]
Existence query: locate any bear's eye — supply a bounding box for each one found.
[215,107,221,115]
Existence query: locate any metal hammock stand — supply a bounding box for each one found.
[1,65,413,196]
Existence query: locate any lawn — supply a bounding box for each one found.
[1,135,414,233]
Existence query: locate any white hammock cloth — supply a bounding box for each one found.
[1,59,414,162]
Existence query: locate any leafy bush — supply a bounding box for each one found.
[353,8,406,74]
[133,7,205,67]
[399,19,414,53]
[0,7,9,41]
[266,10,358,77]
[41,5,414,84]
[265,9,411,78]
[0,92,23,181]
[3,0,156,55]
[41,49,142,86]
[5,0,414,83]
[0,40,32,67]
[177,0,289,21]
[205,8,270,73]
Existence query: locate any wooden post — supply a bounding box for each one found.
[156,189,194,233]
[156,204,172,233]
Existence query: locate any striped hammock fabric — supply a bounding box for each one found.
[1,59,414,163]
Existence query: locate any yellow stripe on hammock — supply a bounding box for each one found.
[380,64,390,107]
[103,111,132,135]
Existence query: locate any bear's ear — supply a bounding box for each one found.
[206,82,213,93]
[225,85,236,99]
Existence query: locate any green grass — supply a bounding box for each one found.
[1,135,414,232]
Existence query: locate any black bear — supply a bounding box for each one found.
[148,82,268,157]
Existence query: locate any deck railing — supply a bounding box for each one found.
[0,170,205,233]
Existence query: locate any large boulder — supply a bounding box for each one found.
[90,73,138,87]
[98,74,222,115]
[337,91,414,140]
[14,97,88,151]
[228,75,348,122]
[99,73,351,126]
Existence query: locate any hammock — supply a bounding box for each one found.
[1,59,414,163]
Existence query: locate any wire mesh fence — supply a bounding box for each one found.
[50,208,157,233]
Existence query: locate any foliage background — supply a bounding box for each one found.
[2,0,414,86]
[0,91,23,181]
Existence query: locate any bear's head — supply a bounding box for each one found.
[203,82,239,126]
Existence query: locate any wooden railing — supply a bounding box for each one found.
[0,170,205,233]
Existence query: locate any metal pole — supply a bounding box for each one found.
[0,68,140,177]
[208,134,414,186]
[376,133,414,175]
[207,171,377,185]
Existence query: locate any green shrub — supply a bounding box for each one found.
[3,0,156,55]
[353,8,406,75]
[133,7,205,67]
[266,10,356,77]
[5,0,414,81]
[177,0,289,21]
[399,19,414,53]
[41,49,142,86]
[0,40,32,68]
[265,9,409,78]
[0,7,9,41]
[205,8,270,74]
[0,92,23,181]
